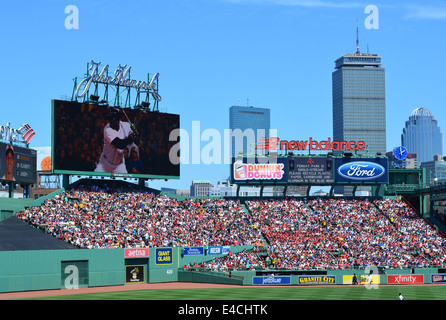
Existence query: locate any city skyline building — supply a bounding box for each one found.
[332,44,386,155]
[229,105,271,157]
[190,180,212,197]
[420,155,446,185]
[401,107,443,166]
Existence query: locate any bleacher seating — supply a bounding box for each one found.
[14,182,446,270]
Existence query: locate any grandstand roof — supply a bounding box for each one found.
[0,216,77,251]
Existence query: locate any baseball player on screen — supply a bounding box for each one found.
[95,107,136,174]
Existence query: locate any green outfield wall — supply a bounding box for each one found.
[0,246,253,293]
[0,198,34,221]
[1,244,446,293]
[0,249,124,293]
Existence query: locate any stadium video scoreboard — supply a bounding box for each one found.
[231,156,388,185]
[0,142,37,184]
[51,100,180,180]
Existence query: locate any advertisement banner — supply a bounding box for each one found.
[278,137,366,152]
[125,265,145,283]
[431,275,446,284]
[343,274,380,285]
[124,248,149,258]
[155,247,173,265]
[387,274,424,284]
[183,247,204,256]
[207,246,231,255]
[298,275,336,285]
[33,147,52,172]
[334,157,388,184]
[252,276,291,285]
[231,157,287,183]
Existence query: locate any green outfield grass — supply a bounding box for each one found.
[23,285,446,300]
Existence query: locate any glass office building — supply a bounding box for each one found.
[401,107,443,166]
[420,155,446,185]
[229,105,270,157]
[332,53,386,154]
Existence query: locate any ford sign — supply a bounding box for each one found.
[337,161,385,181]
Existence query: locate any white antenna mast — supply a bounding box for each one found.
[356,17,360,54]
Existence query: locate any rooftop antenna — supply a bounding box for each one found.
[356,17,360,54]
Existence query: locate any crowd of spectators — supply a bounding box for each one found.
[17,183,263,249]
[374,198,446,267]
[184,249,265,273]
[246,197,446,269]
[16,182,446,270]
[246,199,342,270]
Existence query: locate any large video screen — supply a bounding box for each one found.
[52,100,180,179]
[0,142,37,184]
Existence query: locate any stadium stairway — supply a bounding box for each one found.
[241,203,269,256]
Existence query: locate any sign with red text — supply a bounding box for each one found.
[256,137,366,152]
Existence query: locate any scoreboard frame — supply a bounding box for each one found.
[0,142,37,185]
[230,155,389,186]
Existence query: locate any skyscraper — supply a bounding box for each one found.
[332,51,386,154]
[229,105,271,157]
[401,107,443,165]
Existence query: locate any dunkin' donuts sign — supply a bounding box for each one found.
[232,157,287,183]
[234,161,285,181]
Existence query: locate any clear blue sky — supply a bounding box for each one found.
[1,0,445,190]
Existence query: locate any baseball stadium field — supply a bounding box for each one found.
[6,283,446,300]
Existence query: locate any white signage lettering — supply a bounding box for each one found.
[0,123,35,144]
[75,61,161,101]
[347,164,376,177]
[64,265,79,289]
